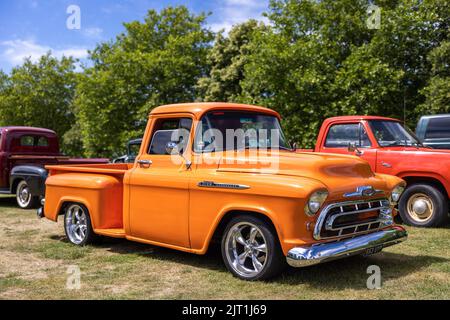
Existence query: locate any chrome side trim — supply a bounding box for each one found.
[287,227,408,268]
[313,198,390,240]
[198,181,250,190]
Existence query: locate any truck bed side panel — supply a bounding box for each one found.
[44,173,123,229]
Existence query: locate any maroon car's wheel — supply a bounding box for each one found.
[16,180,39,209]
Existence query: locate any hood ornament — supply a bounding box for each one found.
[344,186,383,198]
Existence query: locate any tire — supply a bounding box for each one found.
[398,183,449,227]
[221,215,285,280]
[15,180,39,209]
[64,203,97,246]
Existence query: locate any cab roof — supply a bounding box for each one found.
[324,115,402,123]
[150,102,281,119]
[0,126,57,134]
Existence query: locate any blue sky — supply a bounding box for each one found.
[0,0,269,73]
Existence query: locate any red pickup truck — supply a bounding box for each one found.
[0,126,108,209]
[301,116,450,227]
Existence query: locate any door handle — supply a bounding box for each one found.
[137,159,152,168]
[381,161,392,168]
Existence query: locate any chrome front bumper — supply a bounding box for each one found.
[286,227,407,268]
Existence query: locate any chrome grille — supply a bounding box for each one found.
[313,199,392,240]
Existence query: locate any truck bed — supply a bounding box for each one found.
[44,163,132,236]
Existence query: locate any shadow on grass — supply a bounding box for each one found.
[0,195,18,208]
[50,234,449,288]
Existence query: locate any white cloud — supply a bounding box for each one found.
[82,27,104,39]
[0,39,89,66]
[209,0,269,33]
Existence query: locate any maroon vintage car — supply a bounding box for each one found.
[0,126,108,208]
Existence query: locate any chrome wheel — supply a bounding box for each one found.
[407,193,434,223]
[225,222,268,278]
[16,181,31,208]
[65,204,88,245]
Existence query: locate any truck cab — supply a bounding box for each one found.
[0,126,108,209]
[416,114,450,149]
[311,116,450,227]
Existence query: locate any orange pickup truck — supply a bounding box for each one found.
[38,103,407,280]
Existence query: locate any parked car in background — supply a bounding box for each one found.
[300,116,450,227]
[416,114,450,149]
[112,138,142,163]
[0,126,109,209]
[38,103,407,280]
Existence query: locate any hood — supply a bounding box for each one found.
[217,150,391,200]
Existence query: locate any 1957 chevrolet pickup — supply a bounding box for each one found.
[38,103,407,280]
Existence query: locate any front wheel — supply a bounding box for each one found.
[398,183,449,227]
[16,180,39,209]
[64,203,97,246]
[221,215,285,280]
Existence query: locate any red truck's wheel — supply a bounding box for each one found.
[221,215,285,280]
[399,184,449,227]
[64,203,97,246]
[16,180,39,209]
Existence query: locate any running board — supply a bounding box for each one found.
[94,228,126,238]
[0,188,11,195]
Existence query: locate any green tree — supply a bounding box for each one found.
[197,20,267,102]
[0,54,78,153]
[418,40,450,114]
[238,0,448,147]
[75,6,214,157]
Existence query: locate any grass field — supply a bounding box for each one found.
[0,195,449,300]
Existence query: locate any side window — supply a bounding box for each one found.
[325,123,371,148]
[425,118,450,139]
[148,118,193,155]
[20,136,34,147]
[37,136,49,147]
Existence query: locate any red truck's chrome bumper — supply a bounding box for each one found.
[286,226,407,267]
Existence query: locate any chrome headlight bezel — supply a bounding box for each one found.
[390,184,405,204]
[305,190,329,216]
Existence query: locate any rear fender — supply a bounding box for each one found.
[10,165,48,197]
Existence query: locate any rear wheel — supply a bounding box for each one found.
[221,215,285,280]
[16,180,39,209]
[399,183,449,227]
[64,203,97,245]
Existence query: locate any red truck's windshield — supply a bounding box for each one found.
[369,120,423,147]
[194,111,291,152]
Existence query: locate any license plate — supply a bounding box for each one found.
[363,245,383,256]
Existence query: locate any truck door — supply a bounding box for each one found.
[320,122,377,171]
[128,115,193,248]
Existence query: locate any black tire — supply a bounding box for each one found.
[399,183,449,227]
[15,180,39,209]
[63,203,98,246]
[221,215,285,280]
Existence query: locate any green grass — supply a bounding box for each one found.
[0,194,449,299]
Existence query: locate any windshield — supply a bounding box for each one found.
[368,120,422,147]
[194,111,291,153]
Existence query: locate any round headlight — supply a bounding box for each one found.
[391,184,405,204]
[305,190,328,216]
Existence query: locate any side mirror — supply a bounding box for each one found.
[348,142,364,156]
[165,141,179,155]
[348,142,357,152]
[165,141,192,170]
